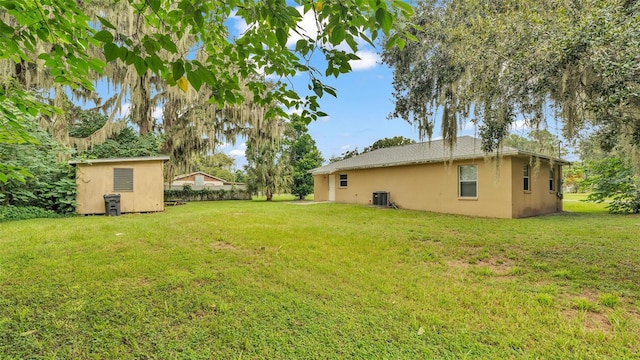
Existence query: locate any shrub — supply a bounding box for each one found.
[0,206,59,222]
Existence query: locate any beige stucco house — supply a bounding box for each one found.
[70,156,169,215]
[311,136,570,218]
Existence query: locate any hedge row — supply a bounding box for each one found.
[0,205,60,222]
[164,186,251,202]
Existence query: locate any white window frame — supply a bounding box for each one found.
[459,165,478,198]
[549,168,554,192]
[339,174,348,188]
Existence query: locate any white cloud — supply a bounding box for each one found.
[228,10,251,35]
[286,107,304,116]
[511,119,531,131]
[287,7,322,47]
[228,142,247,158]
[340,144,351,151]
[349,50,381,71]
[152,106,163,119]
[118,103,131,118]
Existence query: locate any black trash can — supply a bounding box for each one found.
[103,194,121,216]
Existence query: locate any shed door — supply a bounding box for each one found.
[328,175,336,201]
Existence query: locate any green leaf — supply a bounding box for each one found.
[133,57,147,76]
[172,61,185,81]
[187,70,203,91]
[149,0,161,12]
[0,20,13,34]
[375,8,393,35]
[97,16,116,30]
[104,43,119,62]
[159,35,178,53]
[392,0,414,16]
[94,30,113,43]
[330,25,346,45]
[275,28,288,48]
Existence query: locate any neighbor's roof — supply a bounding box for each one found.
[310,136,570,175]
[174,171,228,182]
[69,156,170,165]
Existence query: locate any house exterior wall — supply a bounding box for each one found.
[75,160,165,214]
[314,158,517,218]
[510,157,563,218]
[313,174,330,201]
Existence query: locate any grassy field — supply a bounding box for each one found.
[1,199,639,359]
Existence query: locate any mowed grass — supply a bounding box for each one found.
[1,199,639,359]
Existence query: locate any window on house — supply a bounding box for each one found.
[339,174,348,187]
[523,164,530,191]
[549,168,554,191]
[459,165,477,197]
[113,168,134,192]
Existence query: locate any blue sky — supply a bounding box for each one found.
[109,6,569,169]
[221,7,479,169]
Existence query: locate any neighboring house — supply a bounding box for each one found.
[166,171,246,190]
[70,156,169,215]
[310,136,570,218]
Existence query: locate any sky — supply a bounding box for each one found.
[220,7,563,169]
[219,7,464,169]
[112,6,568,170]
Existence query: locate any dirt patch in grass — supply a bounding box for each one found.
[563,309,613,334]
[446,258,516,277]
[211,241,237,250]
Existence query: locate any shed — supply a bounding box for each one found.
[310,136,570,218]
[69,156,170,215]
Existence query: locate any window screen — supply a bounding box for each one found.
[113,168,134,192]
[459,165,477,197]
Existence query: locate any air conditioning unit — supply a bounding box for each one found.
[372,191,389,207]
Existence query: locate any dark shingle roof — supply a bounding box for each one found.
[311,136,569,175]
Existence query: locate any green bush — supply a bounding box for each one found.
[164,186,251,202]
[0,205,60,222]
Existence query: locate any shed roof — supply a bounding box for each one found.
[69,156,170,165]
[311,136,570,175]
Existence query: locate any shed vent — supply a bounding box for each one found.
[113,168,134,192]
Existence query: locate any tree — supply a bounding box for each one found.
[0,115,76,213]
[581,157,640,214]
[329,136,415,162]
[244,140,292,201]
[189,152,238,182]
[503,130,567,158]
[78,127,163,159]
[286,115,324,200]
[1,0,415,182]
[363,136,415,152]
[329,148,360,163]
[382,0,640,155]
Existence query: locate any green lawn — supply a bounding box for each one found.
[1,200,639,358]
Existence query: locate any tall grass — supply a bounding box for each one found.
[0,200,638,358]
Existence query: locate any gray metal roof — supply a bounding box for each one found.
[69,156,170,165]
[310,136,569,175]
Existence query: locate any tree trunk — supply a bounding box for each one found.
[266,189,273,201]
[133,73,152,135]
